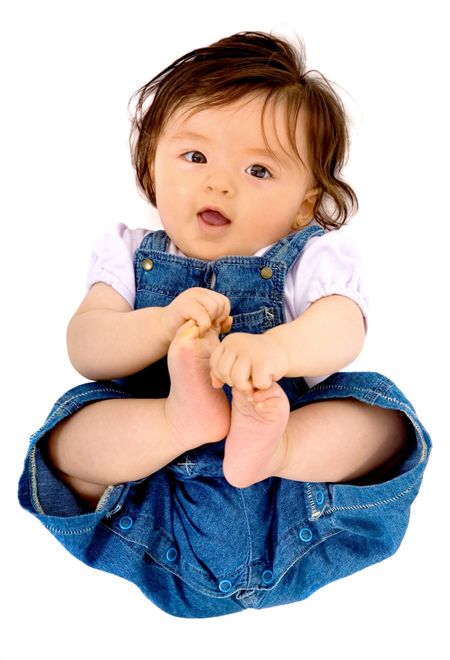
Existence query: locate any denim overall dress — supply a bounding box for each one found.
[18,226,431,619]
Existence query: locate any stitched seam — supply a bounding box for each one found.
[30,387,131,443]
[54,387,131,410]
[107,524,155,550]
[308,383,415,411]
[96,485,116,513]
[263,226,324,262]
[238,490,254,569]
[305,483,319,519]
[29,445,45,515]
[136,251,205,269]
[403,412,428,464]
[276,514,320,547]
[106,523,220,579]
[229,290,278,297]
[43,524,97,535]
[326,484,417,514]
[258,530,343,598]
[231,309,270,323]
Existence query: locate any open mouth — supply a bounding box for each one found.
[198,209,231,227]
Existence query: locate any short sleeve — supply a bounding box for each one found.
[284,228,369,328]
[86,223,150,308]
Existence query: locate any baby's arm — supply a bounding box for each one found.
[266,294,365,376]
[210,294,364,391]
[68,282,232,380]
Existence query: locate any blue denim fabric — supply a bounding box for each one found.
[18,227,431,618]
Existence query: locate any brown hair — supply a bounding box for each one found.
[129,31,358,229]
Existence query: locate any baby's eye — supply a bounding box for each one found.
[246,164,271,179]
[183,150,207,164]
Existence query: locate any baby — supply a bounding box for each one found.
[19,31,431,619]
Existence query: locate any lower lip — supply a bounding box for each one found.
[198,213,231,232]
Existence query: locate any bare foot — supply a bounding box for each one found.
[165,321,231,452]
[223,382,290,488]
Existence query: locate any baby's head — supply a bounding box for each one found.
[129,32,358,259]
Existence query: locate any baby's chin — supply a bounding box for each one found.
[172,239,254,261]
[165,227,272,260]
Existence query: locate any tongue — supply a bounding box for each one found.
[200,210,230,226]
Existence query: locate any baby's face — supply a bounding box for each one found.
[152,94,318,260]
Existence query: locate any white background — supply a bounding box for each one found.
[2,1,448,658]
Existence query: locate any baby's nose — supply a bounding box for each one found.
[204,169,235,196]
[206,183,231,195]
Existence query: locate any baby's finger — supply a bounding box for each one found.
[189,305,213,335]
[210,347,238,388]
[230,358,253,392]
[250,364,274,390]
[210,373,224,389]
[220,315,233,334]
[197,290,229,316]
[207,292,231,324]
[213,315,233,334]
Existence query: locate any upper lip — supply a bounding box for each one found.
[198,205,231,222]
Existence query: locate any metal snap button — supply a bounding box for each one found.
[262,569,274,585]
[166,547,178,562]
[218,579,233,593]
[315,491,325,506]
[260,266,273,279]
[118,515,133,530]
[141,258,154,271]
[299,527,313,543]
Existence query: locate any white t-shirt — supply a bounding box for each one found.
[87,222,369,387]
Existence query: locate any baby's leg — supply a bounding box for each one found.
[223,383,410,488]
[278,397,410,483]
[45,321,230,507]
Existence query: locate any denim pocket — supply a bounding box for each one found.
[226,306,276,334]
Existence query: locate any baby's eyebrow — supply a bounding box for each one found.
[168,130,210,142]
[246,147,291,166]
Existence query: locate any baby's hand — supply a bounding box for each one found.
[161,287,232,344]
[209,332,290,392]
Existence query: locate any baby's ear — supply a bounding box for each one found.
[292,187,321,229]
